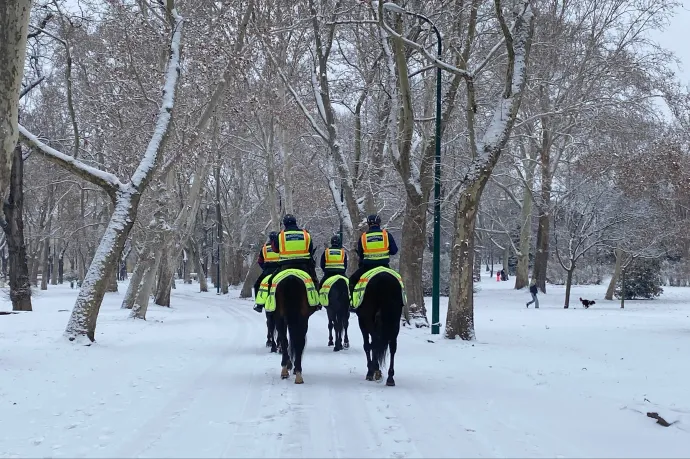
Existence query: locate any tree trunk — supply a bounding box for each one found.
[106,268,118,292]
[0,0,32,196]
[51,241,58,285]
[154,244,173,306]
[30,244,40,286]
[605,248,623,300]
[445,187,480,340]
[620,267,626,309]
[122,258,146,309]
[398,193,429,327]
[130,254,160,320]
[515,161,535,289]
[183,251,191,284]
[564,264,574,309]
[240,253,261,298]
[64,193,142,342]
[3,143,31,311]
[189,238,208,292]
[40,238,50,290]
[533,166,552,293]
[58,251,64,284]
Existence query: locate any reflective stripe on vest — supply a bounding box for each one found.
[278,230,311,261]
[361,230,389,261]
[262,243,280,263]
[324,248,345,270]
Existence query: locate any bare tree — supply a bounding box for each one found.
[445,0,535,340]
[19,1,184,342]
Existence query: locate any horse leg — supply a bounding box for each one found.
[358,315,374,380]
[327,316,334,347]
[386,338,397,387]
[333,311,343,352]
[343,309,350,349]
[289,316,307,384]
[267,312,278,353]
[370,332,383,382]
[276,315,291,379]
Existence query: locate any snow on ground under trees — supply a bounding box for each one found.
[1,278,689,458]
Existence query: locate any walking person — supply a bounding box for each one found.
[526,279,539,308]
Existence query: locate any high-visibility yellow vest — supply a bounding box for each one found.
[361,230,389,261]
[262,243,280,264]
[324,248,345,270]
[278,230,311,261]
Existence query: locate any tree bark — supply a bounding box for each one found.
[131,254,160,320]
[2,143,31,311]
[51,241,58,285]
[188,237,207,292]
[153,244,173,306]
[106,267,118,292]
[240,253,261,298]
[445,187,480,340]
[515,153,535,289]
[533,148,552,293]
[605,248,623,300]
[64,192,142,340]
[399,193,428,326]
[0,0,32,196]
[40,237,50,290]
[564,264,574,308]
[122,257,145,309]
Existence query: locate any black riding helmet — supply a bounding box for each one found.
[330,234,342,247]
[282,214,297,227]
[366,214,381,226]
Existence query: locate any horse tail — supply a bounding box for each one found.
[375,272,404,369]
[282,276,308,364]
[331,277,349,323]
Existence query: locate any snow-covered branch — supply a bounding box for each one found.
[17,125,122,195]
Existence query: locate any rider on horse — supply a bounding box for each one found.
[266,214,319,288]
[349,214,399,298]
[253,231,280,313]
[319,234,348,289]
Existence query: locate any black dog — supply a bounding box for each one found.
[579,297,596,309]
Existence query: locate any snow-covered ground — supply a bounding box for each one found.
[1,278,689,458]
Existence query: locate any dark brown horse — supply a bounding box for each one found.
[326,277,350,351]
[274,275,317,384]
[355,271,404,386]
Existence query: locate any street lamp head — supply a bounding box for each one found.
[382,2,407,14]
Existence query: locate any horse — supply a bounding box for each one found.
[274,275,317,384]
[326,277,350,351]
[355,271,404,386]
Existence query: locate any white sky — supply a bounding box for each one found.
[648,0,690,86]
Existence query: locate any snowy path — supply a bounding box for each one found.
[1,281,689,458]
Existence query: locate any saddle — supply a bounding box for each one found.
[318,274,350,307]
[258,268,320,312]
[351,266,407,310]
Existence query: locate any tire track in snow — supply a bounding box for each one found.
[115,302,258,457]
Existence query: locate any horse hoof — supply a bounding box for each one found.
[333,346,341,352]
[294,372,304,384]
[281,367,290,379]
[374,370,383,381]
[328,341,334,347]
[343,342,349,349]
[386,377,396,387]
[270,346,277,353]
[365,373,374,381]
